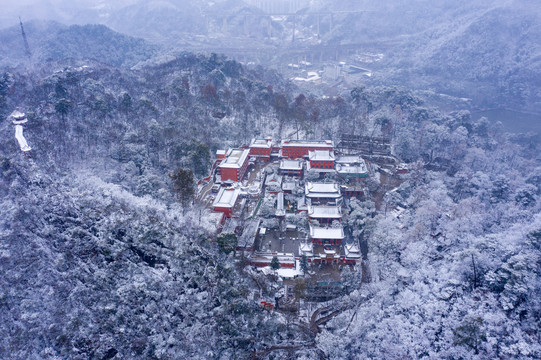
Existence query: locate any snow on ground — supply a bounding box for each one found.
[14,125,31,152]
[259,260,303,279]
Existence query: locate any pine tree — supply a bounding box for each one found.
[217,233,238,255]
[170,168,194,211]
[270,256,280,271]
[300,255,308,275]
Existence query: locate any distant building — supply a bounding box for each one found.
[323,64,341,81]
[281,139,333,159]
[216,149,227,160]
[282,180,296,194]
[309,225,344,246]
[343,242,361,264]
[335,155,369,179]
[237,219,261,252]
[297,196,308,213]
[279,159,304,177]
[212,187,240,217]
[313,247,341,264]
[396,163,409,174]
[208,211,226,233]
[249,252,295,268]
[308,150,335,170]
[265,173,283,194]
[299,241,314,259]
[341,185,364,198]
[308,205,342,225]
[305,182,342,205]
[249,138,273,161]
[275,192,286,217]
[9,110,27,124]
[219,148,250,182]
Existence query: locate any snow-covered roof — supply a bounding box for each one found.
[310,225,344,239]
[306,162,336,173]
[293,71,321,82]
[282,181,296,192]
[276,266,302,279]
[219,148,249,169]
[265,173,282,186]
[247,181,263,195]
[336,157,368,176]
[297,196,308,211]
[208,211,225,225]
[238,219,261,248]
[344,243,361,259]
[336,155,364,164]
[10,110,26,120]
[336,163,369,176]
[281,139,334,148]
[309,150,335,161]
[341,184,365,192]
[222,217,240,234]
[14,125,31,152]
[252,252,295,262]
[299,242,313,256]
[308,205,342,219]
[213,187,240,208]
[305,182,341,198]
[216,149,226,155]
[276,192,285,217]
[250,138,272,148]
[280,159,303,170]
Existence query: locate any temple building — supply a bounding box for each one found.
[305,182,342,205]
[308,205,342,225]
[213,187,240,217]
[281,139,333,159]
[308,150,335,170]
[249,138,273,161]
[279,159,304,177]
[219,148,250,182]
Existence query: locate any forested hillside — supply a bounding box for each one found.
[1,48,540,359]
[0,21,157,69]
[2,1,540,111]
[318,0,541,112]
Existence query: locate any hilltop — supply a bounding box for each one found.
[0,21,157,69]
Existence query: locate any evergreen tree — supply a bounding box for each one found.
[270,256,280,271]
[54,98,72,121]
[453,317,487,355]
[169,168,194,211]
[216,233,237,255]
[300,255,308,275]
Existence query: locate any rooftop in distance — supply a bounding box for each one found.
[280,159,304,170]
[310,225,345,239]
[309,150,335,161]
[213,187,240,208]
[220,148,250,168]
[281,139,334,147]
[250,138,272,148]
[305,182,341,196]
[308,205,342,218]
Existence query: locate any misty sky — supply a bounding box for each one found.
[0,0,139,29]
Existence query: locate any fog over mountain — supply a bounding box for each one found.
[2,0,540,112]
[1,1,541,359]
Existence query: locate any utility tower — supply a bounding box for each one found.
[19,17,32,60]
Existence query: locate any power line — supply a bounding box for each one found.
[19,16,32,60]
